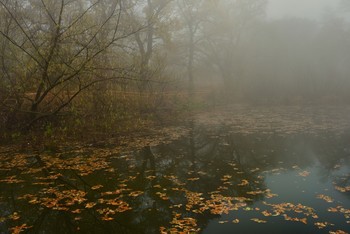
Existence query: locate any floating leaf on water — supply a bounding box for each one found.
[247,190,265,195]
[314,222,326,229]
[10,224,32,234]
[146,176,156,180]
[160,226,167,234]
[129,191,144,197]
[171,187,182,191]
[329,230,348,234]
[251,218,267,223]
[232,219,240,223]
[163,175,177,180]
[187,177,200,181]
[283,214,307,224]
[0,176,24,184]
[317,194,334,203]
[298,171,310,177]
[250,168,260,172]
[101,190,122,196]
[218,221,228,224]
[85,202,96,209]
[314,222,334,229]
[334,186,350,193]
[265,190,278,199]
[262,210,272,216]
[238,179,249,186]
[156,192,169,200]
[91,185,103,190]
[101,216,114,221]
[9,212,20,221]
[98,208,115,216]
[208,191,220,195]
[46,173,62,180]
[71,209,81,214]
[105,168,115,173]
[328,207,338,213]
[169,213,199,233]
[217,186,228,190]
[221,175,232,181]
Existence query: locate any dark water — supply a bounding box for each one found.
[0,124,350,233]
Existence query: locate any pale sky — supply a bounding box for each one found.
[267,0,338,20]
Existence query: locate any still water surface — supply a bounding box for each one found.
[0,123,349,233]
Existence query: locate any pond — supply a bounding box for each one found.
[1,109,350,234]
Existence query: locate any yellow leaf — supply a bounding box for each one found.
[251,218,267,223]
[91,185,103,190]
[85,202,96,209]
[232,219,240,223]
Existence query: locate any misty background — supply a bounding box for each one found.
[196,0,350,104]
[0,0,350,131]
[268,0,337,19]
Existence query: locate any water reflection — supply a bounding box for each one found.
[0,122,349,233]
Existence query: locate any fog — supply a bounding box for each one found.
[195,0,350,104]
[268,0,337,19]
[1,1,350,233]
[1,0,350,130]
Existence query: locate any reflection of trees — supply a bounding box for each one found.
[121,130,350,232]
[314,133,350,169]
[1,127,350,233]
[313,133,350,193]
[124,121,268,232]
